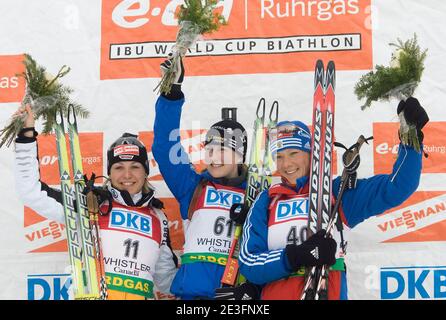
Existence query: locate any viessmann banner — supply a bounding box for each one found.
[100,0,373,79]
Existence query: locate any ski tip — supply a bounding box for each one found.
[325,61,336,89]
[314,60,325,88]
[256,98,266,119]
[315,60,324,73]
[270,101,279,122]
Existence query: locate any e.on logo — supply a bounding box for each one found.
[373,122,446,174]
[0,54,25,103]
[101,0,372,79]
[37,133,104,185]
[139,130,207,181]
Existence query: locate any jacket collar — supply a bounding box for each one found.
[201,165,248,189]
[108,186,154,207]
[269,176,310,197]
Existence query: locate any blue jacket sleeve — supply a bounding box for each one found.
[239,191,293,285]
[152,96,201,219]
[333,143,422,228]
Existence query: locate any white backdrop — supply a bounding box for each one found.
[0,0,445,300]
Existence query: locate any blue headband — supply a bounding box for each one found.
[270,121,311,155]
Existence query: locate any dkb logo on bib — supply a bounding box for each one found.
[204,187,243,209]
[275,199,309,222]
[110,209,152,237]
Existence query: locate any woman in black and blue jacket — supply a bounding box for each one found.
[152,56,255,299]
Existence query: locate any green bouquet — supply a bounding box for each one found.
[354,34,427,152]
[155,0,226,95]
[0,54,89,148]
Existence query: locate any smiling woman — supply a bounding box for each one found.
[276,148,311,184]
[239,100,428,300]
[152,54,257,300]
[109,161,147,195]
[271,121,312,184]
[107,133,151,198]
[12,107,178,300]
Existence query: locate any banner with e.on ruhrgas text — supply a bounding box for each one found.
[100,0,372,79]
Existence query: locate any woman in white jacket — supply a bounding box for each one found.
[13,105,178,300]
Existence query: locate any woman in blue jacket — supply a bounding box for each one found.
[238,98,429,299]
[152,56,254,299]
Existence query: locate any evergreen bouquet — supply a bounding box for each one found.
[156,0,226,95]
[0,54,89,148]
[354,34,427,152]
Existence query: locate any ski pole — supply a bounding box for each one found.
[313,135,373,300]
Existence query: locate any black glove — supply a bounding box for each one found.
[215,282,261,300]
[229,203,250,225]
[160,52,184,101]
[397,97,429,144]
[286,230,337,271]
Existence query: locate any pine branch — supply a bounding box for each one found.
[354,34,427,109]
[0,54,89,148]
[354,34,428,152]
[177,0,226,34]
[155,0,227,95]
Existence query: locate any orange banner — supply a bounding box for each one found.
[158,198,184,251]
[37,133,104,185]
[0,54,25,103]
[373,122,446,175]
[24,207,67,253]
[376,191,446,243]
[100,0,372,79]
[139,129,207,181]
